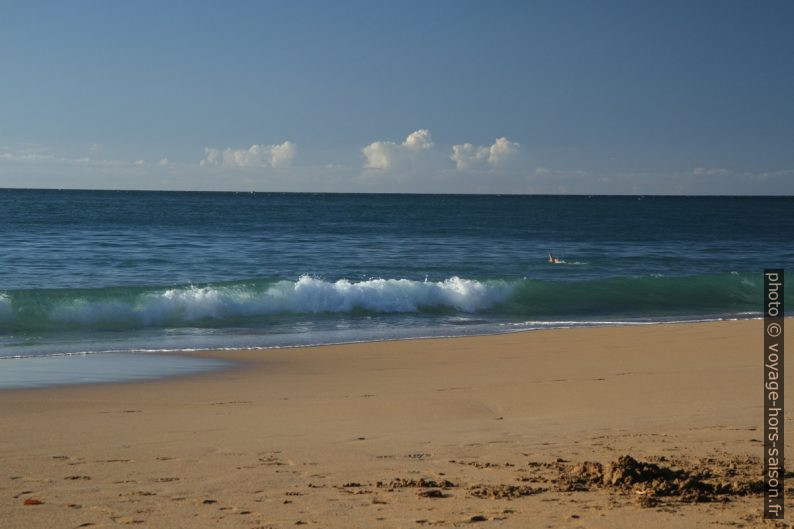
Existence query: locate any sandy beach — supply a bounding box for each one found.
[0,319,788,528]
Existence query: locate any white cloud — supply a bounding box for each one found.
[361,142,394,170]
[200,141,297,168]
[0,146,127,166]
[450,143,488,170]
[752,169,794,182]
[158,157,171,167]
[0,151,55,162]
[488,137,520,166]
[269,141,298,168]
[450,137,520,170]
[202,148,221,166]
[692,167,730,176]
[402,129,433,151]
[0,145,56,163]
[362,129,434,170]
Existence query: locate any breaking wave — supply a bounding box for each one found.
[0,272,767,333]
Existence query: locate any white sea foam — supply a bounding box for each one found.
[48,276,514,326]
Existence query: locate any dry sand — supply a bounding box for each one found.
[0,319,789,528]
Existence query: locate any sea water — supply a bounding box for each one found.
[1,190,792,387]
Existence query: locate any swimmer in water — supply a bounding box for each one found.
[548,252,561,264]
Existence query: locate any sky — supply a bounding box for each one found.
[1,0,793,194]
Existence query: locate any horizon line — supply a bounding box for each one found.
[1,187,791,198]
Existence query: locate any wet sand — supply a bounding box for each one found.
[0,319,788,528]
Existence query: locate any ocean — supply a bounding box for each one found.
[1,189,791,387]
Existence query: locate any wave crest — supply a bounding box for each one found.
[15,276,513,330]
[0,273,766,333]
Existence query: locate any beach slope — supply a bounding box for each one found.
[0,320,787,528]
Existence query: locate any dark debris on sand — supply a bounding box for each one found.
[363,454,763,509]
[417,489,450,498]
[468,484,546,499]
[557,455,764,506]
[376,478,457,490]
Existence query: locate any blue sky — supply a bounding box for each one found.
[1,1,793,193]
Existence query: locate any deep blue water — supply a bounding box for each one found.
[0,189,792,386]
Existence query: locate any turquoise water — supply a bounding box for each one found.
[1,190,792,386]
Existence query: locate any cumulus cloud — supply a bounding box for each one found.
[450,137,520,170]
[362,129,434,170]
[269,141,298,168]
[450,143,487,170]
[201,141,297,168]
[402,129,434,151]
